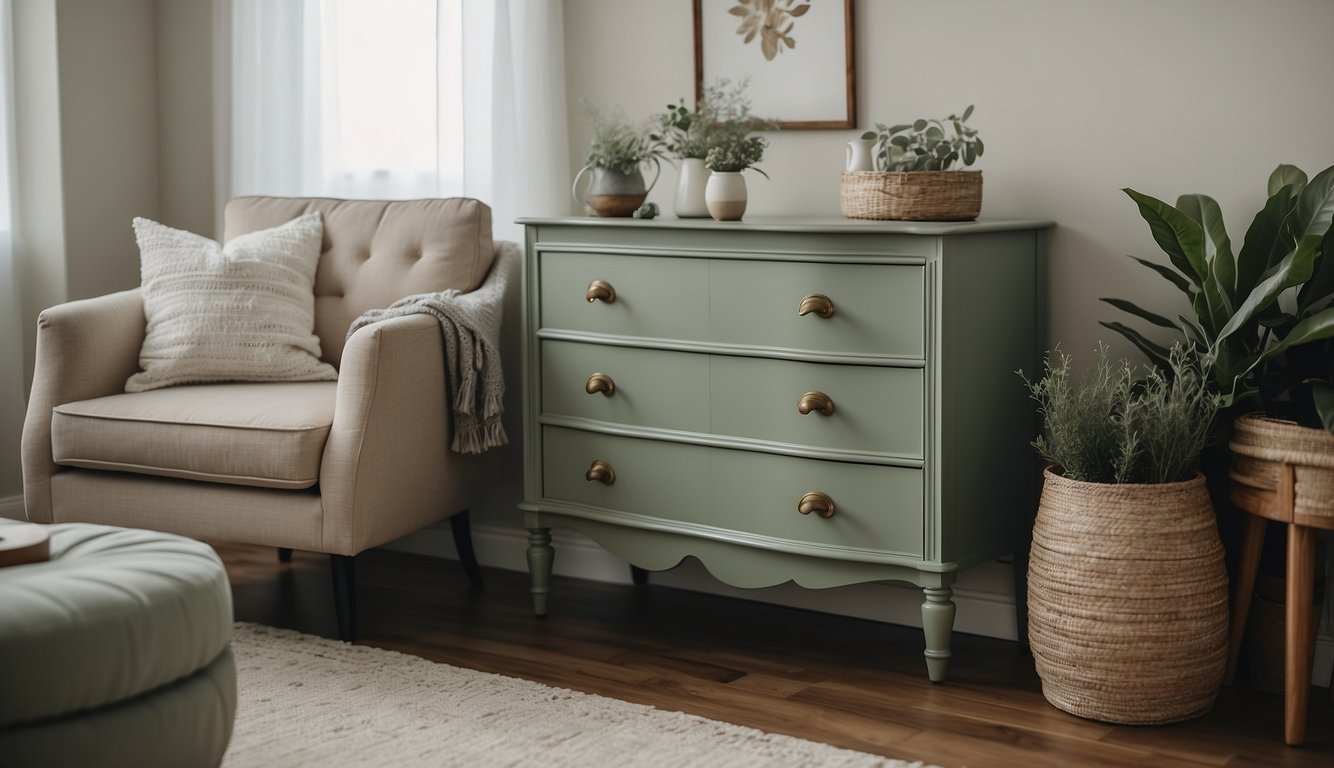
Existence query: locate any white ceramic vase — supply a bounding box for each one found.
[673,157,710,218]
[704,171,747,221]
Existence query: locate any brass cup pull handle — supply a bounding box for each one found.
[797,293,835,319]
[798,492,835,519]
[585,372,616,397]
[585,459,616,486]
[797,391,835,417]
[586,280,616,304]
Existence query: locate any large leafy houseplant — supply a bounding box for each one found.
[1103,163,1334,431]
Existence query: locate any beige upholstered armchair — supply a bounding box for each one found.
[22,196,517,641]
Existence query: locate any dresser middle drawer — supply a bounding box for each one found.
[541,341,924,458]
[542,426,924,558]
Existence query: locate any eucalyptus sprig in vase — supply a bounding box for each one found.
[657,79,765,218]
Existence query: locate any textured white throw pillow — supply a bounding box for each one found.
[127,213,338,393]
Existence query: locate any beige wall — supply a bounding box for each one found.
[4,0,161,502]
[154,0,218,238]
[565,0,1334,359]
[54,0,159,302]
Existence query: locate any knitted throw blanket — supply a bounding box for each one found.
[346,244,514,454]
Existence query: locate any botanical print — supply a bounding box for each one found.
[729,0,811,61]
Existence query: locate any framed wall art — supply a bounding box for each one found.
[693,0,856,130]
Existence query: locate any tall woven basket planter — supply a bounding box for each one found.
[839,170,982,221]
[1028,469,1229,724]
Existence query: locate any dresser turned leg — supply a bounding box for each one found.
[527,527,554,616]
[922,586,956,683]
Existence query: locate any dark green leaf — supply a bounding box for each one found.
[1236,186,1298,300]
[912,119,927,131]
[1299,231,1334,312]
[861,131,877,140]
[963,146,976,166]
[1218,235,1323,346]
[1268,164,1308,198]
[1312,381,1334,432]
[962,104,974,121]
[974,138,984,157]
[1290,163,1334,240]
[1178,314,1208,347]
[1130,255,1193,295]
[1123,188,1208,286]
[888,124,912,134]
[1261,305,1334,358]
[1176,194,1235,301]
[925,125,944,141]
[1100,297,1179,328]
[1099,321,1173,368]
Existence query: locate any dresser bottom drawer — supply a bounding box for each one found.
[542,427,924,559]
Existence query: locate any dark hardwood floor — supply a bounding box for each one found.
[215,542,1334,767]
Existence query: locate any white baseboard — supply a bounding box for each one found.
[389,521,1334,686]
[0,494,24,521]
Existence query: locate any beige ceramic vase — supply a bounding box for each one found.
[704,171,747,221]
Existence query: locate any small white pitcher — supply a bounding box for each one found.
[844,136,875,172]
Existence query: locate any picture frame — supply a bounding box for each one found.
[693,0,856,130]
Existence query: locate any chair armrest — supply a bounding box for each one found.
[319,313,492,554]
[22,289,146,522]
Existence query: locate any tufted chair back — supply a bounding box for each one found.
[222,196,496,367]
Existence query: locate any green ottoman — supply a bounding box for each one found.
[0,520,236,767]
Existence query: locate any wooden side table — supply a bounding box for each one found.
[1226,449,1333,746]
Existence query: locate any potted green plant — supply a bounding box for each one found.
[656,79,765,218]
[843,106,984,221]
[573,105,666,218]
[1020,344,1227,724]
[701,128,769,222]
[1103,163,1334,433]
[1103,163,1334,708]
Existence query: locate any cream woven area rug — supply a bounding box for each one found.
[223,623,933,768]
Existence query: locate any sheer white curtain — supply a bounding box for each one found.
[228,0,568,239]
[0,0,26,498]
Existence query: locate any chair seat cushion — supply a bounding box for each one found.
[0,521,233,728]
[51,382,336,490]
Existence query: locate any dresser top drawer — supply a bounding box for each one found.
[537,252,924,362]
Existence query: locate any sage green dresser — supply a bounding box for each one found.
[518,216,1051,681]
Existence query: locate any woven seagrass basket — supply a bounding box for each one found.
[1027,469,1228,724]
[1229,413,1334,522]
[839,170,982,221]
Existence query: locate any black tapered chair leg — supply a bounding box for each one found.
[630,565,649,586]
[277,547,293,563]
[450,509,484,588]
[330,554,357,642]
